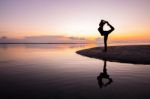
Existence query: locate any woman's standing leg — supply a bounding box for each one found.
[104,34,108,52]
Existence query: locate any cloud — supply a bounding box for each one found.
[0,35,90,43]
[0,31,8,34]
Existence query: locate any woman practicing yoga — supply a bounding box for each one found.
[98,20,115,52]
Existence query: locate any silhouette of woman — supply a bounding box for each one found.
[98,20,115,52]
[97,60,113,88]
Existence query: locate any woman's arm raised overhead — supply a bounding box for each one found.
[106,22,115,33]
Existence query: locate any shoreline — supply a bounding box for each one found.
[76,45,150,65]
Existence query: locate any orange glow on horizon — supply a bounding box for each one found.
[0,0,150,44]
[109,32,150,42]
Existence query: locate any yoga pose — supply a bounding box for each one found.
[97,60,113,88]
[98,20,115,52]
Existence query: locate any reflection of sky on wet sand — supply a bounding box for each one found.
[0,44,96,62]
[0,44,150,99]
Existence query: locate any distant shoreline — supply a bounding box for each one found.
[76,45,150,65]
[0,43,150,45]
[0,43,88,44]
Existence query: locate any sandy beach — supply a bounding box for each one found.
[76,45,150,64]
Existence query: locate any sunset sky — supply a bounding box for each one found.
[0,0,150,42]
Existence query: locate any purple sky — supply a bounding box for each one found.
[0,0,150,41]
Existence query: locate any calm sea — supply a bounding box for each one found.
[0,44,150,99]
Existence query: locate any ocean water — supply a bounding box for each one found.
[0,44,150,99]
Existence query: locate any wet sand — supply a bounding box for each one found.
[76,45,150,64]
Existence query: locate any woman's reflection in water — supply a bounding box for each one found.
[97,60,113,88]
